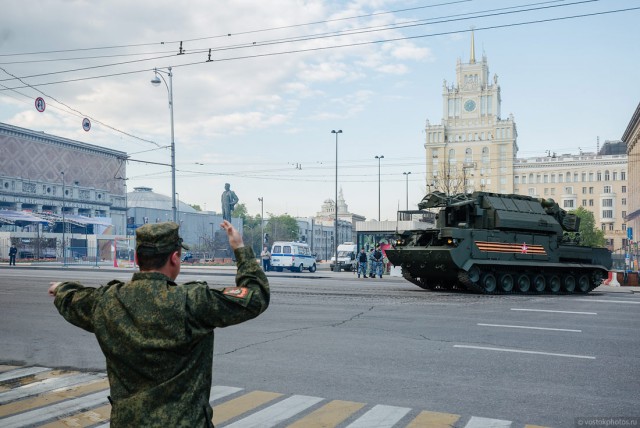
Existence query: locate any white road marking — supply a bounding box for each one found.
[575,298,640,304]
[345,404,412,428]
[454,345,596,359]
[209,385,243,402]
[464,416,512,427]
[0,366,50,382]
[0,372,106,404]
[511,308,597,315]
[225,394,323,428]
[477,323,581,332]
[0,390,109,428]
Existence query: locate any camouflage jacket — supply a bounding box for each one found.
[53,247,269,428]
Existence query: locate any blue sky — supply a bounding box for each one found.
[1,0,638,222]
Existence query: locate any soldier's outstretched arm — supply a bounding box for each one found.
[185,221,270,329]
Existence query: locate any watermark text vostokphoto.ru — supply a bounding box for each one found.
[576,417,639,427]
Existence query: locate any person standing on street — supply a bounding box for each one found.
[357,248,368,278]
[260,245,271,271]
[48,220,269,427]
[9,244,17,266]
[372,245,384,278]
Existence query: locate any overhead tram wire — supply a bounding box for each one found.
[0,0,602,84]
[0,0,473,58]
[0,0,562,68]
[1,4,636,92]
[0,66,161,148]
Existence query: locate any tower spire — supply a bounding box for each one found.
[469,28,476,64]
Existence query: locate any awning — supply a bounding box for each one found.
[0,210,112,227]
[0,210,50,225]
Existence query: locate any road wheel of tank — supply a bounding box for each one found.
[576,274,590,293]
[547,275,561,293]
[309,263,317,273]
[516,274,531,293]
[499,273,514,292]
[481,273,497,293]
[562,274,576,293]
[467,265,481,283]
[530,274,546,293]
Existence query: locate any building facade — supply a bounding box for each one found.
[425,32,518,195]
[623,102,640,267]
[513,147,628,252]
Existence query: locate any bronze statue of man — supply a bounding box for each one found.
[221,183,239,222]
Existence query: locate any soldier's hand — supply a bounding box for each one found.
[48,282,61,296]
[220,220,244,250]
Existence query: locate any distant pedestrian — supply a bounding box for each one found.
[372,246,384,278]
[357,248,368,278]
[9,244,17,266]
[261,246,271,271]
[368,248,376,278]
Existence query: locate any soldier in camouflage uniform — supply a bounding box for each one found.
[48,220,269,428]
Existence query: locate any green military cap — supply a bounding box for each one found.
[136,222,189,254]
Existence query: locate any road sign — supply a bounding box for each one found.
[628,227,633,240]
[82,118,91,132]
[35,97,46,112]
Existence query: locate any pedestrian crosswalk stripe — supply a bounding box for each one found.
[0,366,551,428]
[344,404,412,428]
[213,390,283,426]
[0,367,50,383]
[210,385,244,402]
[406,410,461,428]
[0,390,108,428]
[225,394,324,428]
[0,378,109,417]
[464,416,512,427]
[286,399,366,428]
[0,372,105,404]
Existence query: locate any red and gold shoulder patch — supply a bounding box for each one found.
[222,287,249,298]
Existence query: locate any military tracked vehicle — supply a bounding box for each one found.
[385,191,612,294]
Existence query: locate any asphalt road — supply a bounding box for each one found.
[1,265,639,427]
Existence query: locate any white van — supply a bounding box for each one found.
[330,242,357,272]
[270,241,317,273]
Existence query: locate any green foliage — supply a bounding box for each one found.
[232,203,248,219]
[570,206,606,247]
[266,214,299,242]
[189,204,202,211]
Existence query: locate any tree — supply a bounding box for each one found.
[570,206,606,247]
[189,204,202,211]
[266,214,299,242]
[231,203,248,219]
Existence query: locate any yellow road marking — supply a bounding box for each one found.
[286,399,365,428]
[406,410,460,428]
[0,378,109,417]
[213,390,282,426]
[38,404,111,427]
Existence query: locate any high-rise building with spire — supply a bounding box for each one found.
[424,31,518,195]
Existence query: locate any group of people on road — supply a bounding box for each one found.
[357,246,385,278]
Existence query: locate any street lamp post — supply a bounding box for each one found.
[258,197,264,247]
[331,130,342,272]
[403,171,411,210]
[375,155,384,221]
[61,171,67,267]
[151,67,177,223]
[209,222,215,259]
